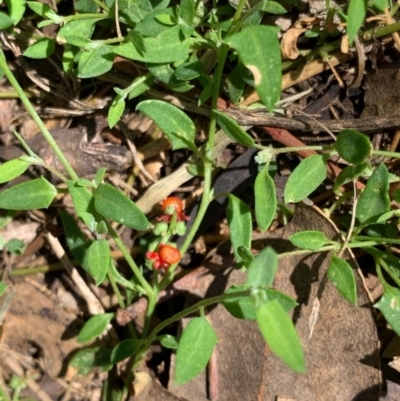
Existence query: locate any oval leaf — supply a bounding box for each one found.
[226,194,252,267]
[94,183,150,231]
[78,313,114,343]
[254,168,276,231]
[136,100,195,150]
[346,0,367,45]
[289,230,330,251]
[356,163,390,225]
[224,25,281,112]
[335,129,372,165]
[327,256,357,305]
[0,177,56,210]
[284,154,326,204]
[110,339,142,363]
[84,238,110,285]
[0,159,30,184]
[245,246,278,288]
[375,284,400,336]
[23,38,55,59]
[256,300,305,373]
[77,45,115,78]
[175,317,218,385]
[213,110,255,147]
[159,334,179,349]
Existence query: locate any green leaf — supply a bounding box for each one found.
[5,0,26,25]
[254,167,276,231]
[57,18,101,46]
[0,177,56,210]
[75,0,99,12]
[289,230,331,251]
[284,154,326,203]
[159,334,179,349]
[327,256,357,305]
[224,25,281,112]
[175,60,203,81]
[333,163,367,195]
[262,1,287,14]
[256,300,305,373]
[136,100,195,150]
[0,159,30,184]
[83,238,110,285]
[5,238,25,255]
[108,95,125,128]
[213,110,255,147]
[346,0,367,45]
[180,0,195,25]
[0,12,13,29]
[78,313,114,343]
[375,284,400,336]
[226,194,252,267]
[175,317,218,385]
[70,346,112,375]
[94,183,151,231]
[23,38,55,59]
[154,13,176,24]
[371,0,388,11]
[227,63,245,104]
[114,26,190,63]
[128,75,154,99]
[110,339,142,363]
[335,129,372,165]
[245,246,278,288]
[59,210,90,265]
[356,163,390,224]
[77,45,115,78]
[27,1,56,18]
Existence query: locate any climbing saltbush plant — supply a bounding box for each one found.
[0,0,400,398]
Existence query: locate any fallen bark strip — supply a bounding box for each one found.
[226,107,400,133]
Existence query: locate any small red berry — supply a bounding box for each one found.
[159,244,181,265]
[162,197,184,214]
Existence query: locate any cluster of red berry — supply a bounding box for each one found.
[146,197,189,272]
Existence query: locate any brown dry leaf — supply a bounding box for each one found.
[281,28,307,59]
[1,280,81,378]
[169,203,380,401]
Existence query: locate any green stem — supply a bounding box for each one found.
[145,290,250,345]
[273,145,327,154]
[372,149,400,159]
[141,289,157,339]
[379,258,400,290]
[63,13,108,23]
[0,49,79,182]
[352,235,400,246]
[106,223,153,297]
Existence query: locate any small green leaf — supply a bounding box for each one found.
[57,18,101,46]
[137,100,195,150]
[70,346,112,375]
[128,75,154,99]
[77,45,115,78]
[78,313,114,343]
[67,181,96,217]
[227,63,245,104]
[23,38,55,59]
[0,177,56,210]
[0,159,30,184]
[83,238,110,285]
[59,210,90,265]
[175,60,203,81]
[245,246,278,288]
[0,11,13,29]
[180,0,195,25]
[237,245,254,265]
[356,163,390,224]
[159,334,179,349]
[284,154,326,203]
[289,230,331,251]
[327,256,357,305]
[226,195,252,267]
[75,0,99,12]
[224,25,281,112]
[5,238,25,255]
[371,0,389,11]
[110,339,142,363]
[254,167,276,231]
[27,1,55,17]
[213,110,255,147]
[375,284,400,336]
[346,0,367,45]
[108,95,125,128]
[256,300,305,373]
[335,130,372,165]
[5,0,26,25]
[94,183,151,231]
[262,0,287,14]
[175,317,218,385]
[154,13,176,25]
[333,163,367,195]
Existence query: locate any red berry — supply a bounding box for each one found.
[159,244,181,265]
[162,197,184,214]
